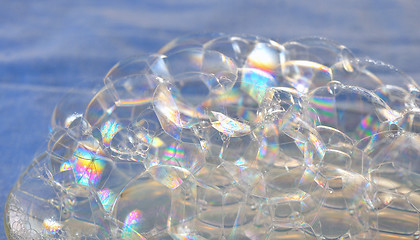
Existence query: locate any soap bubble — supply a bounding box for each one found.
[308,83,397,140]
[281,37,356,94]
[332,57,419,115]
[159,32,225,56]
[356,132,420,238]
[5,34,420,239]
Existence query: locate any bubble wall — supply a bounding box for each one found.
[4,34,420,239]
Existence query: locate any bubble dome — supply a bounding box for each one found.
[4,33,420,240]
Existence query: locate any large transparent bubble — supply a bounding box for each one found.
[5,33,420,240]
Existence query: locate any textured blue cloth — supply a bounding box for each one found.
[1,1,420,238]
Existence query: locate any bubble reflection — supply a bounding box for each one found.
[5,34,420,240]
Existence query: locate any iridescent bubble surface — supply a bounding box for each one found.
[4,34,420,240]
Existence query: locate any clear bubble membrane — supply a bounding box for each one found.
[5,34,420,240]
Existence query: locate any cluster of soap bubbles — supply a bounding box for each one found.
[5,33,420,240]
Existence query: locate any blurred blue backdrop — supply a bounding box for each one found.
[1,0,420,238]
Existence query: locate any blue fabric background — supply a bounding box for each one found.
[1,1,420,238]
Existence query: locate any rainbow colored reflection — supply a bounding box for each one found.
[121,209,146,239]
[162,143,186,166]
[203,88,241,107]
[246,42,282,74]
[256,126,285,164]
[309,96,335,124]
[68,144,106,187]
[355,115,380,140]
[101,119,122,147]
[43,219,62,234]
[241,68,277,104]
[283,60,332,93]
[116,97,153,107]
[153,84,186,139]
[59,161,72,172]
[308,132,325,160]
[210,111,251,137]
[148,165,189,189]
[98,188,116,212]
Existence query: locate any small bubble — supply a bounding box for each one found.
[410,88,420,97]
[389,122,399,132]
[220,132,230,142]
[340,47,356,73]
[327,81,344,95]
